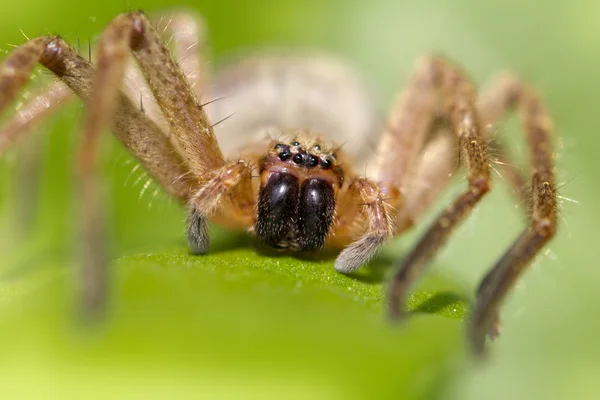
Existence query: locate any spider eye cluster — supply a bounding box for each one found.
[274,143,333,169]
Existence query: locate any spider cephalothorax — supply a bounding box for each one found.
[0,10,558,356]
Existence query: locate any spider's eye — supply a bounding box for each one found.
[293,154,303,164]
[321,158,332,169]
[307,155,319,168]
[274,143,285,150]
[313,144,321,151]
[279,149,292,161]
[292,141,300,147]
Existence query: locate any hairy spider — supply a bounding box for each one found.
[0,10,557,356]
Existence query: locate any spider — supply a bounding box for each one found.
[0,10,557,356]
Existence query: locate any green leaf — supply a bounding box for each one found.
[0,229,469,398]
[1,0,598,399]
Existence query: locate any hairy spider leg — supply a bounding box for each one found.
[385,57,557,357]
[125,11,210,135]
[387,56,493,324]
[394,130,458,233]
[467,74,557,356]
[99,13,254,252]
[332,57,451,274]
[0,25,198,315]
[332,178,398,272]
[155,10,209,96]
[393,73,537,236]
[0,11,257,316]
[477,74,533,206]
[0,81,73,153]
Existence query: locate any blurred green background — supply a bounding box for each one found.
[0,0,598,399]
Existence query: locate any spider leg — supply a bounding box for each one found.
[394,131,457,233]
[394,76,539,344]
[155,10,209,96]
[79,10,230,304]
[0,38,192,198]
[0,34,194,315]
[366,57,441,196]
[333,57,447,273]
[1,9,210,154]
[335,57,484,274]
[122,58,169,135]
[334,178,397,273]
[387,56,491,319]
[94,12,226,176]
[187,160,254,252]
[478,74,531,205]
[0,81,73,236]
[122,11,210,136]
[467,75,557,356]
[394,74,535,233]
[0,81,73,154]
[93,12,253,251]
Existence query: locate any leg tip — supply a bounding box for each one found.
[334,235,386,274]
[187,208,210,254]
[334,254,361,274]
[188,239,210,255]
[467,315,498,360]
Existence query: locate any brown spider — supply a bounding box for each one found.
[0,10,557,356]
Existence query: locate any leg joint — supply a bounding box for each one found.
[471,176,491,195]
[39,37,67,74]
[128,12,147,50]
[533,217,557,239]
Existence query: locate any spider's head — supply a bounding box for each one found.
[255,131,345,252]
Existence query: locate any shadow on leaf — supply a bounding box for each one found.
[410,291,470,318]
[207,228,254,253]
[347,254,397,284]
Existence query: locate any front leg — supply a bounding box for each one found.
[334,178,398,273]
[333,56,457,274]
[187,161,255,253]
